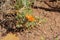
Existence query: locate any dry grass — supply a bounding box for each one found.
[1,33,19,40]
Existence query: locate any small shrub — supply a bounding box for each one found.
[14,0,39,29]
[14,0,47,29]
[15,8,38,29]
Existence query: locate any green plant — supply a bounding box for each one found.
[14,0,37,29]
[14,0,34,10]
[14,0,47,29]
[15,8,37,29]
[14,0,23,10]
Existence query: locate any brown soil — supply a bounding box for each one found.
[0,0,60,40]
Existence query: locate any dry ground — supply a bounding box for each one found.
[0,0,60,40]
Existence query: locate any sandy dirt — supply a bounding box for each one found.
[0,0,60,40]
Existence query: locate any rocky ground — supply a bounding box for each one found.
[0,0,60,40]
